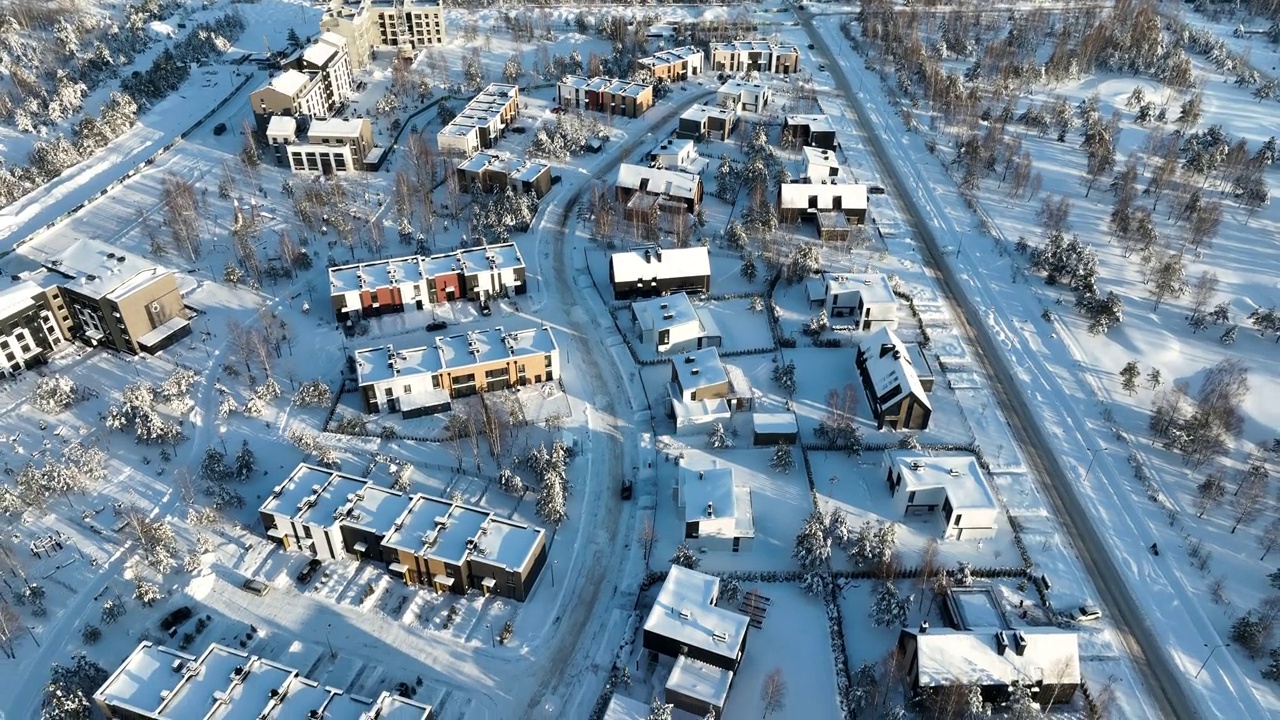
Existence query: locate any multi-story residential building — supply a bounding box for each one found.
[631,292,720,354]
[716,79,771,113]
[42,239,190,355]
[855,327,934,431]
[635,46,705,81]
[676,104,736,141]
[94,640,436,720]
[266,116,380,173]
[456,152,552,198]
[250,34,353,132]
[885,452,999,540]
[784,114,837,150]
[0,280,71,377]
[609,245,710,300]
[355,326,559,415]
[709,39,800,75]
[648,138,708,174]
[320,0,446,69]
[258,463,547,600]
[557,76,655,118]
[437,83,520,155]
[328,243,525,321]
[674,461,754,552]
[615,164,703,224]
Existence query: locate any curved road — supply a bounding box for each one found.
[798,9,1196,720]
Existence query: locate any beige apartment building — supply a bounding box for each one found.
[0,280,72,377]
[250,33,354,131]
[709,40,801,75]
[321,0,446,68]
[636,46,705,82]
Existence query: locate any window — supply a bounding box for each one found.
[954,514,963,527]
[404,385,413,394]
[544,355,552,368]
[431,376,442,389]
[907,491,915,503]
[384,387,393,397]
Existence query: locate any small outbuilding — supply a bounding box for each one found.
[751,412,798,446]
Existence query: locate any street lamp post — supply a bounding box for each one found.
[1082,447,1104,483]
[1196,643,1230,679]
[485,622,494,648]
[325,623,335,659]
[550,560,558,588]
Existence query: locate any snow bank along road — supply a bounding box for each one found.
[514,88,716,718]
[799,11,1204,720]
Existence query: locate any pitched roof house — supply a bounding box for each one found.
[855,327,934,430]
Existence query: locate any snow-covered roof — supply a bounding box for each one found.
[778,177,867,212]
[803,145,843,177]
[433,326,557,371]
[206,656,295,720]
[46,238,172,300]
[137,316,191,349]
[681,104,735,123]
[669,395,731,424]
[711,39,800,55]
[643,566,749,661]
[301,38,339,67]
[269,676,338,719]
[266,69,313,98]
[329,255,426,294]
[637,45,703,68]
[93,642,195,716]
[827,273,895,305]
[355,342,442,385]
[787,114,836,134]
[610,245,710,286]
[718,79,768,97]
[421,242,525,279]
[372,694,435,720]
[343,483,412,533]
[161,644,250,718]
[559,75,652,97]
[650,137,695,161]
[666,655,733,708]
[266,115,298,139]
[0,280,42,322]
[616,164,700,200]
[633,293,702,335]
[672,347,728,392]
[474,517,543,571]
[382,493,543,571]
[438,83,518,139]
[903,627,1081,688]
[888,452,997,512]
[307,117,367,140]
[752,412,797,436]
[858,327,931,412]
[678,464,736,523]
[602,694,651,720]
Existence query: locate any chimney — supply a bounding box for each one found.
[918,621,929,634]
[644,248,652,263]
[1013,631,1028,657]
[698,471,704,480]
[706,501,714,517]
[655,247,663,261]
[995,631,1009,656]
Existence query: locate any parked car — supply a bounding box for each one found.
[160,606,194,635]
[241,578,271,596]
[213,122,228,136]
[620,478,633,500]
[479,299,492,316]
[868,185,887,195]
[818,63,826,71]
[426,320,448,332]
[1071,605,1102,623]
[550,106,563,114]
[807,43,815,50]
[510,125,527,134]
[296,558,322,585]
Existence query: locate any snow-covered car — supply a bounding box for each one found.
[1071,605,1102,622]
[241,578,271,596]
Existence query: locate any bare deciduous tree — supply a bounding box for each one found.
[761,667,787,718]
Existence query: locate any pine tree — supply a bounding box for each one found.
[671,543,700,570]
[706,422,734,449]
[535,472,567,527]
[498,467,525,495]
[740,255,759,282]
[1221,324,1238,345]
[1146,368,1163,391]
[963,683,991,718]
[1194,471,1226,518]
[233,440,256,481]
[793,508,831,570]
[1005,682,1042,720]
[770,442,795,474]
[869,581,911,627]
[771,361,797,394]
[646,698,673,720]
[286,28,302,48]
[1120,361,1141,396]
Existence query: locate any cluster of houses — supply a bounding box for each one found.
[0,238,191,377]
[260,463,548,600]
[93,640,435,720]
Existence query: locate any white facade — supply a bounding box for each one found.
[886,452,999,540]
[716,79,771,112]
[825,273,898,330]
[631,293,720,354]
[778,177,868,216]
[648,138,706,174]
[675,463,754,552]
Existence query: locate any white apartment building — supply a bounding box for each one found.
[320,0,446,68]
[267,116,379,174]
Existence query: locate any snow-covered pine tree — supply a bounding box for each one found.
[100,599,126,625]
[1119,361,1141,395]
[498,467,525,495]
[800,571,828,596]
[42,653,108,720]
[771,361,797,394]
[234,441,256,481]
[869,581,911,627]
[846,661,878,716]
[293,379,333,407]
[770,442,795,475]
[216,395,238,420]
[706,422,734,449]
[1004,682,1041,720]
[670,543,701,570]
[719,577,742,604]
[133,579,162,607]
[31,376,78,415]
[793,508,831,571]
[646,698,673,720]
[535,473,567,527]
[199,447,232,485]
[963,682,991,718]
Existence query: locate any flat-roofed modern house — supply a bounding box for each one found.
[709,39,800,75]
[328,255,427,322]
[675,461,754,552]
[421,243,526,303]
[778,174,868,225]
[648,138,708,174]
[885,452,999,540]
[0,280,71,377]
[94,640,435,720]
[437,83,520,155]
[603,694,651,720]
[631,292,721,354]
[824,273,897,330]
[636,46,705,81]
[250,33,353,132]
[783,114,838,150]
[677,104,736,141]
[320,0,446,69]
[855,327,934,431]
[266,116,380,173]
[557,76,655,118]
[41,239,190,355]
[643,565,750,671]
[716,79,771,113]
[802,145,844,180]
[898,627,1080,706]
[615,164,703,224]
[666,655,733,720]
[355,326,559,415]
[669,347,732,403]
[667,347,752,435]
[456,151,553,198]
[259,463,548,601]
[609,245,710,300]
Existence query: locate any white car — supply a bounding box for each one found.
[1071,605,1102,622]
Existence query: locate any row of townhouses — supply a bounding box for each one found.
[260,463,548,600]
[94,640,434,720]
[0,238,191,377]
[437,83,521,156]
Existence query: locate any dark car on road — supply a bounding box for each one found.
[213,122,228,136]
[160,606,193,636]
[426,320,448,332]
[296,558,322,584]
[479,299,492,316]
